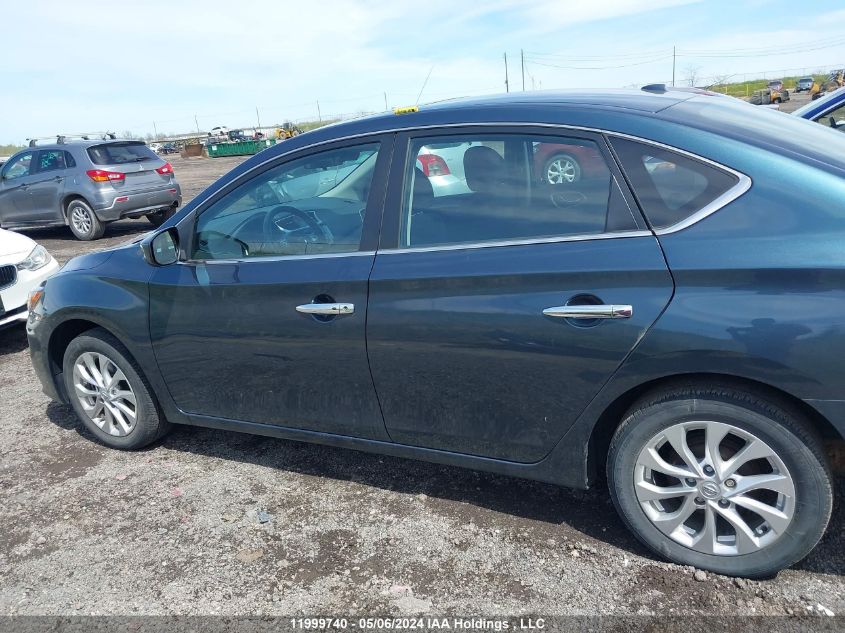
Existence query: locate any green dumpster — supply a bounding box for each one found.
[207,138,277,158]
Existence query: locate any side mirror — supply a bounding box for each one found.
[140,228,179,266]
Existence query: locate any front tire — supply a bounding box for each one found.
[607,382,832,578]
[63,328,170,449]
[67,199,105,240]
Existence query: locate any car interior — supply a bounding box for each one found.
[403,137,635,247]
[192,146,380,260]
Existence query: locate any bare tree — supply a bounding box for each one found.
[683,65,702,88]
[707,73,733,89]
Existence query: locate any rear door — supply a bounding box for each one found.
[25,149,71,223]
[366,127,674,463]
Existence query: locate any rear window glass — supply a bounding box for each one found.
[610,137,739,229]
[87,142,157,165]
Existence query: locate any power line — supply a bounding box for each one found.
[525,54,672,71]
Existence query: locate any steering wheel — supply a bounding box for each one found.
[550,189,588,209]
[262,205,334,247]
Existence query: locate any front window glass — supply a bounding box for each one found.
[193,143,379,260]
[400,133,636,248]
[2,152,34,180]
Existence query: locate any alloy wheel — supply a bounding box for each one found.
[634,420,795,556]
[72,352,138,437]
[545,156,580,184]
[70,206,93,235]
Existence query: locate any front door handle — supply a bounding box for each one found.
[543,304,633,319]
[296,302,354,316]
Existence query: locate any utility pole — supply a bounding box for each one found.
[504,52,509,93]
[255,106,261,131]
[672,46,676,87]
[317,100,322,122]
[194,115,200,135]
[384,92,388,110]
[152,121,158,139]
[521,49,525,91]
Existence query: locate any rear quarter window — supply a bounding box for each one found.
[610,137,740,230]
[87,142,157,165]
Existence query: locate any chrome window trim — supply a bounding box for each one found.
[179,250,377,266]
[606,130,753,236]
[377,230,654,255]
[177,121,752,260]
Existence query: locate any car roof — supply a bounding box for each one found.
[263,88,701,151]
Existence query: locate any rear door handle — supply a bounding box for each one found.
[543,304,633,319]
[296,302,354,316]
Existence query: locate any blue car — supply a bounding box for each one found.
[793,86,845,130]
[26,86,845,578]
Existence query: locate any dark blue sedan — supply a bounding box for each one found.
[26,87,845,578]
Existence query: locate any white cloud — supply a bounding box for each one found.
[1,0,841,141]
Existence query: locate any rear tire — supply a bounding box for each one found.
[607,381,832,578]
[63,328,170,449]
[67,199,105,240]
[146,206,176,228]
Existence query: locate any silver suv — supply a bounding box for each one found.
[0,136,182,240]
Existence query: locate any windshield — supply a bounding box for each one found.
[87,141,157,165]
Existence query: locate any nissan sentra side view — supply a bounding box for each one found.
[26,87,845,578]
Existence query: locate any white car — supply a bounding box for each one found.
[0,229,59,328]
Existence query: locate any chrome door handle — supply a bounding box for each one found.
[543,304,633,319]
[296,302,354,316]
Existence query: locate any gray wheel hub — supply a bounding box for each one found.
[70,205,92,234]
[72,352,138,437]
[634,420,795,556]
[546,155,580,184]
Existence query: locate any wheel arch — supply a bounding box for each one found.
[61,194,92,225]
[586,372,842,486]
[47,317,141,402]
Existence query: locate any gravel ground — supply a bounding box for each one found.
[1,153,844,619]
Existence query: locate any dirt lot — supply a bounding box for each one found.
[1,153,844,618]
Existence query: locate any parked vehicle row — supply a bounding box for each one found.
[25,86,845,578]
[0,137,182,240]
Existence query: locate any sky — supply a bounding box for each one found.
[3,0,845,144]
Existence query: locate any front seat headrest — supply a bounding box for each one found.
[463,145,505,195]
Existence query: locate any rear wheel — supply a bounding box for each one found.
[146,206,176,227]
[63,328,170,449]
[67,199,105,240]
[607,382,832,577]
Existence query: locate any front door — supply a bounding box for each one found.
[366,129,674,462]
[0,151,38,225]
[149,137,393,440]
